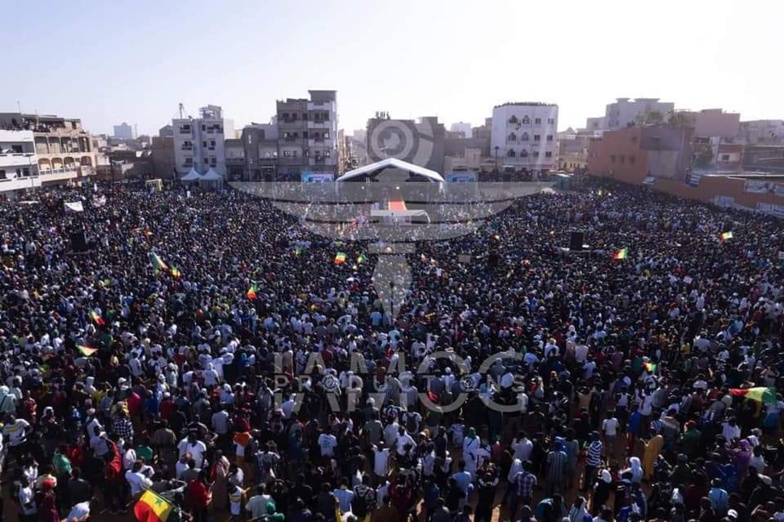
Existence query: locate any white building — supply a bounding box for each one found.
[491,102,559,172]
[740,120,784,145]
[0,130,40,195]
[604,98,674,130]
[449,122,473,138]
[112,122,134,140]
[172,105,235,178]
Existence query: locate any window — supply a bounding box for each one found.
[720,154,730,161]
[204,158,209,164]
[210,141,216,147]
[507,133,517,142]
[521,133,529,141]
[283,132,289,138]
[545,152,552,158]
[325,150,331,157]
[546,135,553,141]
[201,125,206,131]
[521,150,529,157]
[303,132,308,139]
[522,116,530,124]
[534,135,541,141]
[284,150,291,157]
[508,115,519,124]
[534,118,541,124]
[507,149,516,157]
[22,168,29,176]
[324,132,330,139]
[292,151,298,158]
[547,118,555,124]
[202,141,207,147]
[533,151,539,158]
[282,112,289,120]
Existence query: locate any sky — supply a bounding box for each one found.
[2,0,782,137]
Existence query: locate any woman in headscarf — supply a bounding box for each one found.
[592,469,613,515]
[568,496,590,522]
[622,456,644,484]
[210,449,230,511]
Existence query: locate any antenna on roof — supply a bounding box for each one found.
[174,103,191,120]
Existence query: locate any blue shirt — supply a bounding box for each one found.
[452,471,472,494]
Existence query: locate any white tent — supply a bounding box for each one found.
[181,168,203,182]
[338,158,444,183]
[201,168,223,181]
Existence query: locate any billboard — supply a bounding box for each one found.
[301,173,334,183]
[446,172,478,183]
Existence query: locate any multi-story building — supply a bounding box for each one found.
[587,125,693,183]
[224,138,245,180]
[0,112,95,185]
[366,115,446,173]
[113,122,134,140]
[449,122,473,139]
[238,123,279,181]
[585,116,607,133]
[172,105,234,177]
[739,120,784,145]
[604,98,675,131]
[0,129,40,196]
[276,90,338,180]
[490,102,559,173]
[558,128,591,172]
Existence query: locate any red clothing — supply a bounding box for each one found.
[39,491,59,522]
[127,391,142,417]
[187,479,212,509]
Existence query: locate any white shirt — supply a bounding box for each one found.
[512,439,533,461]
[317,433,338,457]
[3,418,30,446]
[602,418,619,436]
[373,447,390,477]
[178,439,207,467]
[395,432,415,456]
[125,470,153,496]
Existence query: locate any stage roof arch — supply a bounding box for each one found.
[338,158,444,183]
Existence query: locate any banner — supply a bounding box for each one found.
[64,201,84,212]
[756,202,784,219]
[301,173,334,183]
[745,180,784,195]
[712,196,735,208]
[446,172,478,183]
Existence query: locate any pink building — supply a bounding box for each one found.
[691,109,740,139]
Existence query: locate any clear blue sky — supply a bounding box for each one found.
[2,0,781,136]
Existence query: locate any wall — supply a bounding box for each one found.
[652,175,784,211]
[587,127,648,184]
[694,110,740,138]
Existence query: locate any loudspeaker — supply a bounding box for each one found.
[70,231,88,252]
[569,231,585,251]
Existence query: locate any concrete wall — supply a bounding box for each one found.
[694,110,740,138]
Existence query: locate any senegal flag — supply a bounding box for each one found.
[76,345,97,357]
[612,248,629,260]
[730,387,776,404]
[334,252,347,265]
[149,252,169,272]
[644,362,657,373]
[89,310,105,326]
[134,489,173,522]
[247,284,259,300]
[720,231,733,241]
[357,253,367,264]
[170,265,182,279]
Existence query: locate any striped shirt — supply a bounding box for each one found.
[515,471,537,500]
[586,441,603,467]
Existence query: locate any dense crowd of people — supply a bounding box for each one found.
[0,177,782,522]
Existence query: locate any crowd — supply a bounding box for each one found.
[0,176,782,522]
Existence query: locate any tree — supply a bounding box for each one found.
[667,111,694,129]
[635,110,664,126]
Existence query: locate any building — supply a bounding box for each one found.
[449,122,473,139]
[276,90,338,180]
[0,129,40,196]
[557,128,590,172]
[739,120,784,145]
[234,123,279,181]
[172,105,234,178]
[490,102,559,173]
[690,109,740,139]
[604,98,675,131]
[366,115,446,173]
[113,122,134,140]
[585,116,607,133]
[587,125,693,183]
[472,118,492,141]
[0,112,95,185]
[151,126,177,180]
[742,145,784,174]
[225,138,245,180]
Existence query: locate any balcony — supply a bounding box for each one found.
[178,128,192,135]
[0,176,42,191]
[307,120,330,129]
[0,152,37,168]
[181,145,193,151]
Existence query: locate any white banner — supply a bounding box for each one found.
[757,202,784,219]
[64,201,84,212]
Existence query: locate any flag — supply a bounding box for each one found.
[134,489,174,522]
[644,362,657,373]
[76,345,98,357]
[247,284,259,300]
[334,252,347,265]
[170,266,182,279]
[612,248,629,260]
[294,246,303,256]
[426,391,439,403]
[729,387,776,404]
[150,252,169,272]
[357,253,367,264]
[89,310,105,326]
[720,231,733,241]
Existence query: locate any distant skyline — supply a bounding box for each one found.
[1,0,781,137]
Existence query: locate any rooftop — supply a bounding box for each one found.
[493,102,556,109]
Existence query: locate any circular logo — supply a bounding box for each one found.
[370,120,416,160]
[322,374,340,392]
[460,376,475,392]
